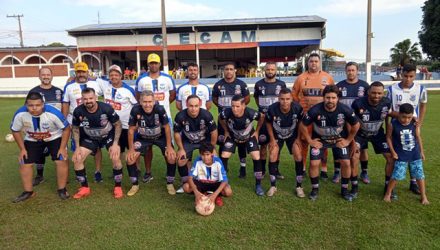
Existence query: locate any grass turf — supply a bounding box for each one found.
[0,96,439,249]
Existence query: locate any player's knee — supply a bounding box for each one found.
[223,186,233,197]
[183,182,191,193]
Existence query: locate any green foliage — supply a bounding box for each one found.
[390,39,422,65]
[419,0,440,60]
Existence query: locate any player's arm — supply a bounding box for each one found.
[415,125,425,160]
[254,113,265,136]
[187,175,203,201]
[72,125,81,150]
[58,126,71,160]
[169,90,176,103]
[212,96,219,107]
[135,91,140,102]
[266,119,278,149]
[210,129,218,148]
[126,125,139,163]
[291,79,300,102]
[206,101,212,111]
[163,123,176,160]
[299,115,322,149]
[12,131,27,163]
[176,101,182,111]
[219,117,230,139]
[385,121,398,159]
[418,102,426,127]
[244,95,251,105]
[61,103,69,118]
[112,120,122,146]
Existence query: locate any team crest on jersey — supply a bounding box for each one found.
[159,83,166,89]
[337,113,345,126]
[311,148,320,156]
[275,85,282,95]
[116,92,122,100]
[341,87,347,97]
[381,107,388,119]
[260,86,266,95]
[134,141,142,150]
[100,114,108,126]
[358,87,365,97]
[234,85,241,95]
[41,122,50,130]
[321,77,328,86]
[410,95,416,102]
[200,119,206,130]
[55,90,62,101]
[245,118,250,125]
[197,91,204,97]
[154,114,160,125]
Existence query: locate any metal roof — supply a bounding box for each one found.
[67,16,326,34]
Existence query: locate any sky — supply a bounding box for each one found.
[0,0,426,63]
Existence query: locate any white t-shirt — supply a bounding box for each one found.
[386,82,427,118]
[135,72,176,120]
[62,78,105,123]
[102,81,137,129]
[176,82,211,110]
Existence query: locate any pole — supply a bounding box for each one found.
[366,0,372,83]
[161,0,169,73]
[7,14,24,47]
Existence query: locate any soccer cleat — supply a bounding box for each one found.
[275,172,285,180]
[73,187,91,199]
[332,173,340,184]
[320,171,329,181]
[113,186,123,199]
[309,189,319,201]
[166,184,176,195]
[391,190,398,200]
[94,171,103,183]
[176,185,184,194]
[32,176,45,186]
[127,185,139,196]
[409,182,421,194]
[267,186,277,197]
[360,172,370,184]
[215,196,224,207]
[255,184,264,196]
[350,189,358,199]
[341,190,353,202]
[295,187,305,198]
[13,191,35,203]
[57,189,70,200]
[142,173,154,183]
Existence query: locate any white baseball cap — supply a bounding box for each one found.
[108,64,122,74]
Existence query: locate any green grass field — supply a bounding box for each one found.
[0,95,439,249]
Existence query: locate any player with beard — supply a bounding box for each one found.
[29,67,64,186]
[212,63,250,178]
[219,95,265,196]
[299,85,359,201]
[71,88,124,199]
[254,62,286,179]
[176,63,211,111]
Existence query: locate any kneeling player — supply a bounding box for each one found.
[219,95,265,196]
[183,142,232,207]
[265,88,304,197]
[126,91,177,195]
[11,92,70,202]
[71,88,124,199]
[299,85,360,201]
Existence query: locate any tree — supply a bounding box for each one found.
[418,0,440,60]
[46,42,66,47]
[390,39,422,66]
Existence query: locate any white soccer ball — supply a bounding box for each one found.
[5,133,15,142]
[195,195,215,216]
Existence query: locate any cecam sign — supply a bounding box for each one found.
[152,30,256,46]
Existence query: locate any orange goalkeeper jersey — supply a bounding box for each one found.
[292,71,335,112]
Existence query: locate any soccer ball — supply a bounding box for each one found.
[195,195,215,216]
[5,133,14,142]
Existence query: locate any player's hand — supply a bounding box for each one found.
[126,149,140,163]
[309,139,322,149]
[165,147,176,161]
[72,149,82,163]
[208,193,217,204]
[252,131,259,140]
[413,117,421,127]
[177,149,186,161]
[18,149,28,164]
[57,147,68,161]
[421,152,426,161]
[336,138,350,148]
[391,151,398,160]
[194,192,204,204]
[109,144,121,161]
[224,131,231,141]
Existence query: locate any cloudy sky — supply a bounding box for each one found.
[0,0,426,63]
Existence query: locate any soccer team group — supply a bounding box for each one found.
[10,52,429,206]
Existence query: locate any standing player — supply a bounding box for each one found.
[299,85,359,201]
[292,53,335,180]
[102,65,137,161]
[351,81,394,199]
[212,63,250,178]
[176,63,211,111]
[71,88,124,199]
[11,92,70,202]
[135,53,176,183]
[219,95,265,196]
[62,62,106,183]
[183,142,232,207]
[334,62,370,184]
[265,88,305,197]
[386,64,427,194]
[29,67,64,186]
[126,91,176,196]
[254,62,286,179]
[174,95,218,193]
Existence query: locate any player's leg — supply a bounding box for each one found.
[47,138,70,200]
[360,149,370,184]
[237,143,247,178]
[258,125,269,176]
[349,139,363,198]
[33,148,47,186]
[106,138,124,199]
[320,148,329,180]
[72,144,94,199]
[247,137,264,196]
[409,159,429,204]
[156,138,177,195]
[143,147,154,183]
[267,139,281,197]
[220,138,236,173]
[126,141,144,197]
[292,139,305,198]
[334,146,353,201]
[176,142,193,194]
[93,148,103,183]
[384,160,406,202]
[309,146,322,201]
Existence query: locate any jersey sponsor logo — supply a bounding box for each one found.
[358,87,365,97]
[302,88,322,97]
[28,131,52,140]
[105,99,122,111]
[154,92,165,101]
[410,94,416,102]
[134,141,142,150]
[41,122,50,130]
[234,85,242,95]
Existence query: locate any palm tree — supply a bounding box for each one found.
[390,39,422,65]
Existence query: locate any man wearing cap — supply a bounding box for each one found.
[135,53,176,183]
[62,62,106,182]
[102,65,137,165]
[176,62,211,111]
